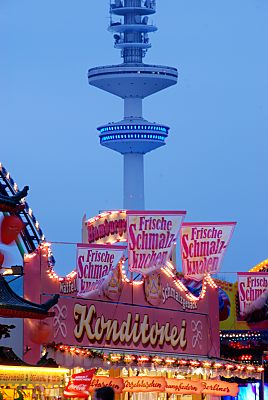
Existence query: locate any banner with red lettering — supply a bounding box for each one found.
[67,375,238,397]
[89,376,124,394]
[127,210,186,274]
[123,377,166,392]
[77,243,126,297]
[180,222,236,281]
[202,380,239,397]
[64,369,96,398]
[238,272,268,322]
[164,379,203,395]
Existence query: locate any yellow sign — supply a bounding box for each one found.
[0,366,68,386]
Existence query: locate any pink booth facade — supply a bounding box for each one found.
[22,211,249,399]
[23,244,220,366]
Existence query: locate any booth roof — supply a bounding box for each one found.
[0,346,59,368]
[0,346,29,366]
[0,275,59,319]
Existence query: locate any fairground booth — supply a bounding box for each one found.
[0,167,69,400]
[22,210,263,400]
[218,259,268,399]
[0,275,68,400]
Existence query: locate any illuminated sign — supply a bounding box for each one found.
[76,243,126,297]
[238,272,268,321]
[86,211,127,244]
[0,366,68,386]
[180,222,236,281]
[73,303,187,351]
[127,210,186,274]
[48,295,212,355]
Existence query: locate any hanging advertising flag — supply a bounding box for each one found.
[77,243,126,297]
[180,222,236,281]
[127,210,186,274]
[238,272,268,323]
[64,369,96,398]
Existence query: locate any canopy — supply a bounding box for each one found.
[0,275,59,319]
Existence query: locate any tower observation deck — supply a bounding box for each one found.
[88,0,178,209]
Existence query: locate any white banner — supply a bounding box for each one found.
[180,222,236,281]
[238,272,268,321]
[127,210,186,275]
[76,243,126,297]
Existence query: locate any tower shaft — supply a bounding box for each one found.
[124,98,142,119]
[124,153,144,209]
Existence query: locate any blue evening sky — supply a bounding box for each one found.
[1,1,267,280]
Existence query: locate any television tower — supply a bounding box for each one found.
[88,0,178,210]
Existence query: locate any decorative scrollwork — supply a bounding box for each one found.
[191,320,202,349]
[53,304,67,338]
